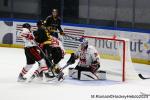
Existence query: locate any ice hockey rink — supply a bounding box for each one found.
[0,47,150,100]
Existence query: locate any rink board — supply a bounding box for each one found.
[0,43,149,65]
[0,19,149,65]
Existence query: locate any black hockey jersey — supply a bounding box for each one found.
[33,27,51,44]
[45,15,63,33]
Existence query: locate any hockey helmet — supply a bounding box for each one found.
[37,20,44,26]
[22,23,31,29]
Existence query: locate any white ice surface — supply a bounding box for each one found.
[0,47,150,100]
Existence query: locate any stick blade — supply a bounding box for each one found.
[138,74,150,80]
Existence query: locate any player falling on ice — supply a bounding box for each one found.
[17,23,56,82]
[67,38,101,80]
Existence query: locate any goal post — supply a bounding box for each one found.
[82,35,140,82]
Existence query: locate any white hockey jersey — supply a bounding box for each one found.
[18,28,36,47]
[75,45,100,67]
[51,36,65,57]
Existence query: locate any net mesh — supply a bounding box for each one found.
[82,35,140,81]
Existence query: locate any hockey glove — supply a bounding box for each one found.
[60,32,65,36]
[67,53,76,65]
[90,61,100,73]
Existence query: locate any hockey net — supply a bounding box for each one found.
[82,35,140,82]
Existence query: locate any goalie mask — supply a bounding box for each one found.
[80,38,88,49]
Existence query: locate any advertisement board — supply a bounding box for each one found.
[0,20,149,64]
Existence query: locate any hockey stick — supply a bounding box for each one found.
[92,72,100,80]
[48,31,83,42]
[34,40,66,81]
[33,40,55,77]
[64,34,82,41]
[60,63,71,71]
[138,74,150,80]
[65,34,87,43]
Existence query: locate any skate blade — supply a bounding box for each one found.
[17,79,26,82]
[58,77,65,82]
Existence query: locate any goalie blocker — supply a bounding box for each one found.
[67,38,106,80]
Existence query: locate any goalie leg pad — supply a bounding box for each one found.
[68,68,78,79]
[96,70,106,80]
[80,71,98,80]
[68,68,106,80]
[80,70,106,80]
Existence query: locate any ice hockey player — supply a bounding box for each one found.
[17,23,54,82]
[44,9,64,38]
[67,38,101,80]
[33,21,65,80]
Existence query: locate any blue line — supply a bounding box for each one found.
[0,18,150,34]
